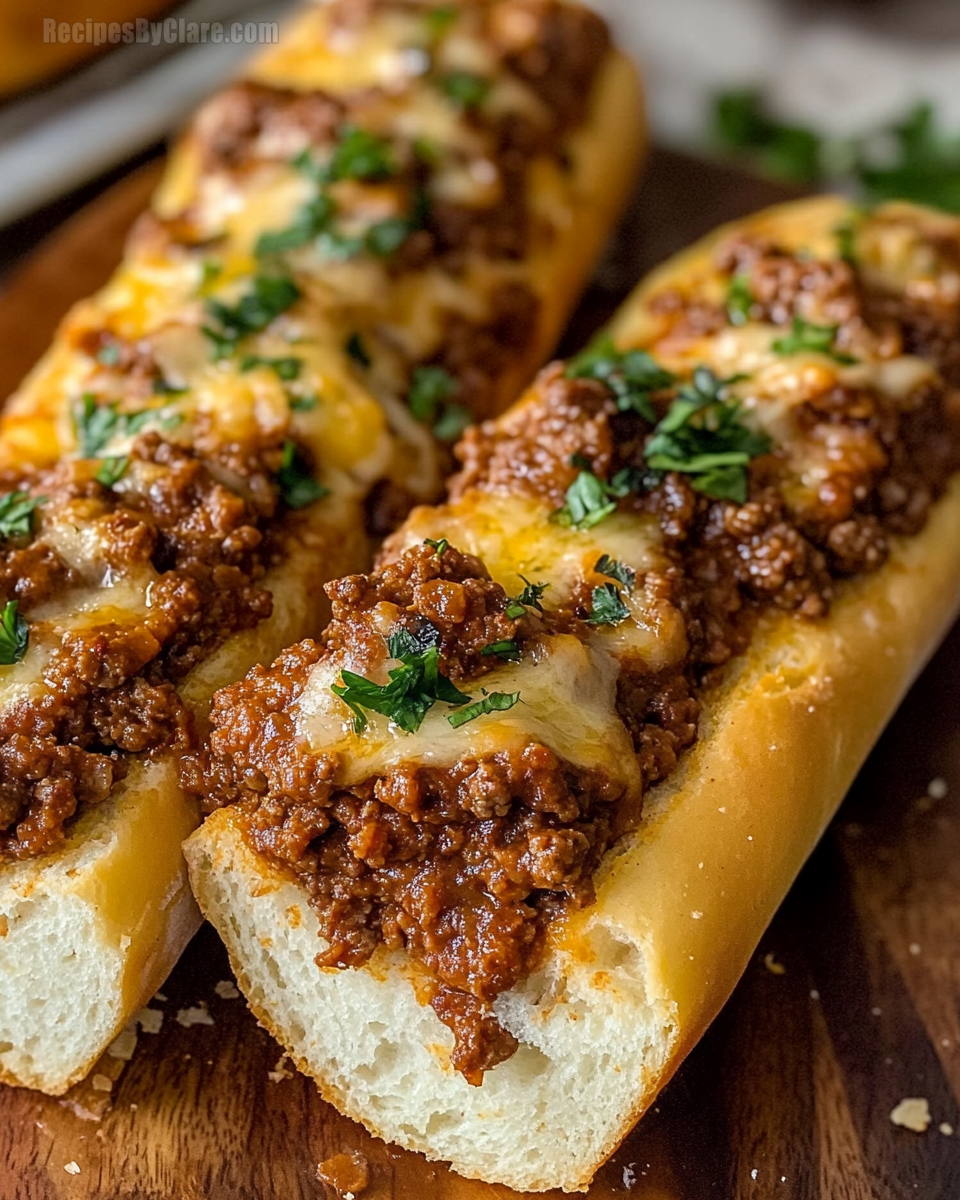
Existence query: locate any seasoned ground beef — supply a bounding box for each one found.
[0,424,302,860]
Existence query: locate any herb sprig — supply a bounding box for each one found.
[203,275,301,360]
[587,583,630,627]
[0,492,45,541]
[642,367,770,504]
[771,317,858,365]
[74,394,181,458]
[567,336,675,422]
[0,601,28,665]
[277,440,329,510]
[407,366,471,441]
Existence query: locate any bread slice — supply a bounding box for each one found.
[185,196,960,1190]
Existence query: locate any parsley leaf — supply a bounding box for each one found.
[328,126,397,182]
[439,71,491,111]
[276,440,329,510]
[346,333,371,368]
[407,365,464,436]
[432,404,472,442]
[74,394,180,458]
[425,4,457,37]
[594,555,635,590]
[643,367,771,505]
[447,690,520,729]
[388,624,439,658]
[95,457,128,488]
[153,377,188,396]
[0,492,44,540]
[203,275,301,359]
[366,216,416,258]
[553,464,635,532]
[425,537,448,557]
[587,583,630,627]
[567,336,674,422]
[289,394,318,413]
[240,355,302,381]
[255,194,336,258]
[506,577,549,618]
[771,317,858,365]
[727,274,754,326]
[481,639,520,661]
[713,88,823,184]
[0,600,28,665]
[332,640,470,734]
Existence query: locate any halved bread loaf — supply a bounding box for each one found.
[0,0,643,1094]
[186,196,960,1190]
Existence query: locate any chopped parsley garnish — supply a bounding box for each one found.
[425,537,449,557]
[447,690,520,729]
[346,333,371,369]
[0,601,28,665]
[713,88,822,184]
[566,336,675,422]
[239,355,302,381]
[332,638,470,734]
[425,4,458,37]
[594,555,636,590]
[726,274,754,326]
[289,394,318,413]
[643,367,770,504]
[505,577,549,619]
[388,624,439,659]
[712,93,960,214]
[276,440,329,510]
[587,583,631,627]
[328,125,397,183]
[74,394,180,458]
[553,464,635,532]
[407,366,468,439]
[153,377,188,396]
[366,216,416,258]
[771,317,858,365]
[203,275,301,359]
[439,71,491,112]
[432,404,472,442]
[95,457,128,488]
[0,492,44,541]
[481,639,520,661]
[200,259,222,291]
[96,343,120,367]
[256,194,336,258]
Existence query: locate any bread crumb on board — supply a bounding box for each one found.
[214,979,240,1000]
[890,1097,932,1133]
[940,1123,955,1136]
[176,1004,215,1028]
[268,1055,293,1083]
[63,1162,80,1175]
[91,1074,112,1093]
[763,953,786,976]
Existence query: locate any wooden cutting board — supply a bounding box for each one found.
[1,149,959,1200]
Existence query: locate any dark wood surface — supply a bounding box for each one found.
[0,148,958,1199]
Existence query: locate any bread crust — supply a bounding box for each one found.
[187,197,960,1191]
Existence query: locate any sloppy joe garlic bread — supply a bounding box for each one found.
[0,0,643,1094]
[187,196,960,1192]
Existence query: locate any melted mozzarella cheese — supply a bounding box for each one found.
[393,492,668,607]
[298,632,642,797]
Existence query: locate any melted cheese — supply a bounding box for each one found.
[298,633,642,797]
[394,492,668,607]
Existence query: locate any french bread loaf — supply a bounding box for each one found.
[0,0,643,1094]
[186,196,960,1191]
